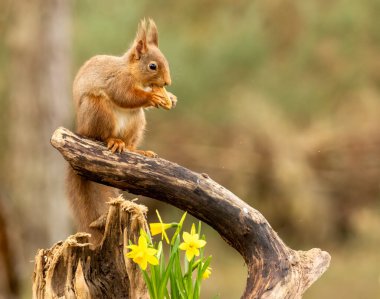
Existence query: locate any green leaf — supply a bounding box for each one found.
[186,257,194,297]
[164,286,170,299]
[175,278,186,298]
[156,241,162,258]
[142,270,155,299]
[197,221,202,235]
[171,212,187,245]
[173,251,186,295]
[139,229,152,244]
[158,253,175,297]
[150,264,159,299]
[158,236,181,298]
[194,277,200,299]
[159,241,165,277]
[191,259,201,272]
[170,271,177,299]
[198,256,212,282]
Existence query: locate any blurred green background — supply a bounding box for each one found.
[1,0,380,298]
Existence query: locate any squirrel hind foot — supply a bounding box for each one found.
[132,149,158,158]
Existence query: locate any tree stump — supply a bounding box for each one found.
[33,197,149,299]
[33,127,331,298]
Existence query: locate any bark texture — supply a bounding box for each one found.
[33,197,149,299]
[46,127,330,298]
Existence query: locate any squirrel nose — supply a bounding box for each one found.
[164,77,171,86]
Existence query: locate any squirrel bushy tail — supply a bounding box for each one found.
[66,167,120,244]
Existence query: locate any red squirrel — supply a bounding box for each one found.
[67,19,176,244]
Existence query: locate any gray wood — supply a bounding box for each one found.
[51,127,330,299]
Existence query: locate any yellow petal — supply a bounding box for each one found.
[139,258,148,270]
[126,251,136,258]
[186,247,199,262]
[185,249,195,262]
[196,239,207,248]
[179,242,188,250]
[202,267,212,280]
[156,209,164,224]
[183,232,191,243]
[190,223,196,235]
[150,213,173,244]
[162,229,170,244]
[150,223,163,236]
[147,255,159,266]
[133,255,144,266]
[193,247,200,257]
[126,244,138,250]
[138,235,148,249]
[146,248,158,256]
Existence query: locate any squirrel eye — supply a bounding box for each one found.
[148,62,157,71]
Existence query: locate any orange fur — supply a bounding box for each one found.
[67,19,174,244]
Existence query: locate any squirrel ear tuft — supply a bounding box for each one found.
[134,40,146,59]
[133,19,148,59]
[147,18,158,46]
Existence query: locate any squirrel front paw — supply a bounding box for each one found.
[106,138,126,153]
[150,87,173,110]
[166,91,177,108]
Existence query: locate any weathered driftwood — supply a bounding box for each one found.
[33,197,149,299]
[48,127,330,298]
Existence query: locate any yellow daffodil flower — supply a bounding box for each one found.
[126,235,159,270]
[179,223,206,261]
[149,210,173,244]
[202,266,212,280]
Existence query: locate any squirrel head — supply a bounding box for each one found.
[126,19,172,88]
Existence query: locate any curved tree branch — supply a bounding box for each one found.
[51,127,330,299]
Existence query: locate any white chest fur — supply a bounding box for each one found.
[113,106,142,136]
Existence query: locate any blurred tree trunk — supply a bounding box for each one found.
[0,197,19,299]
[5,0,72,272]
